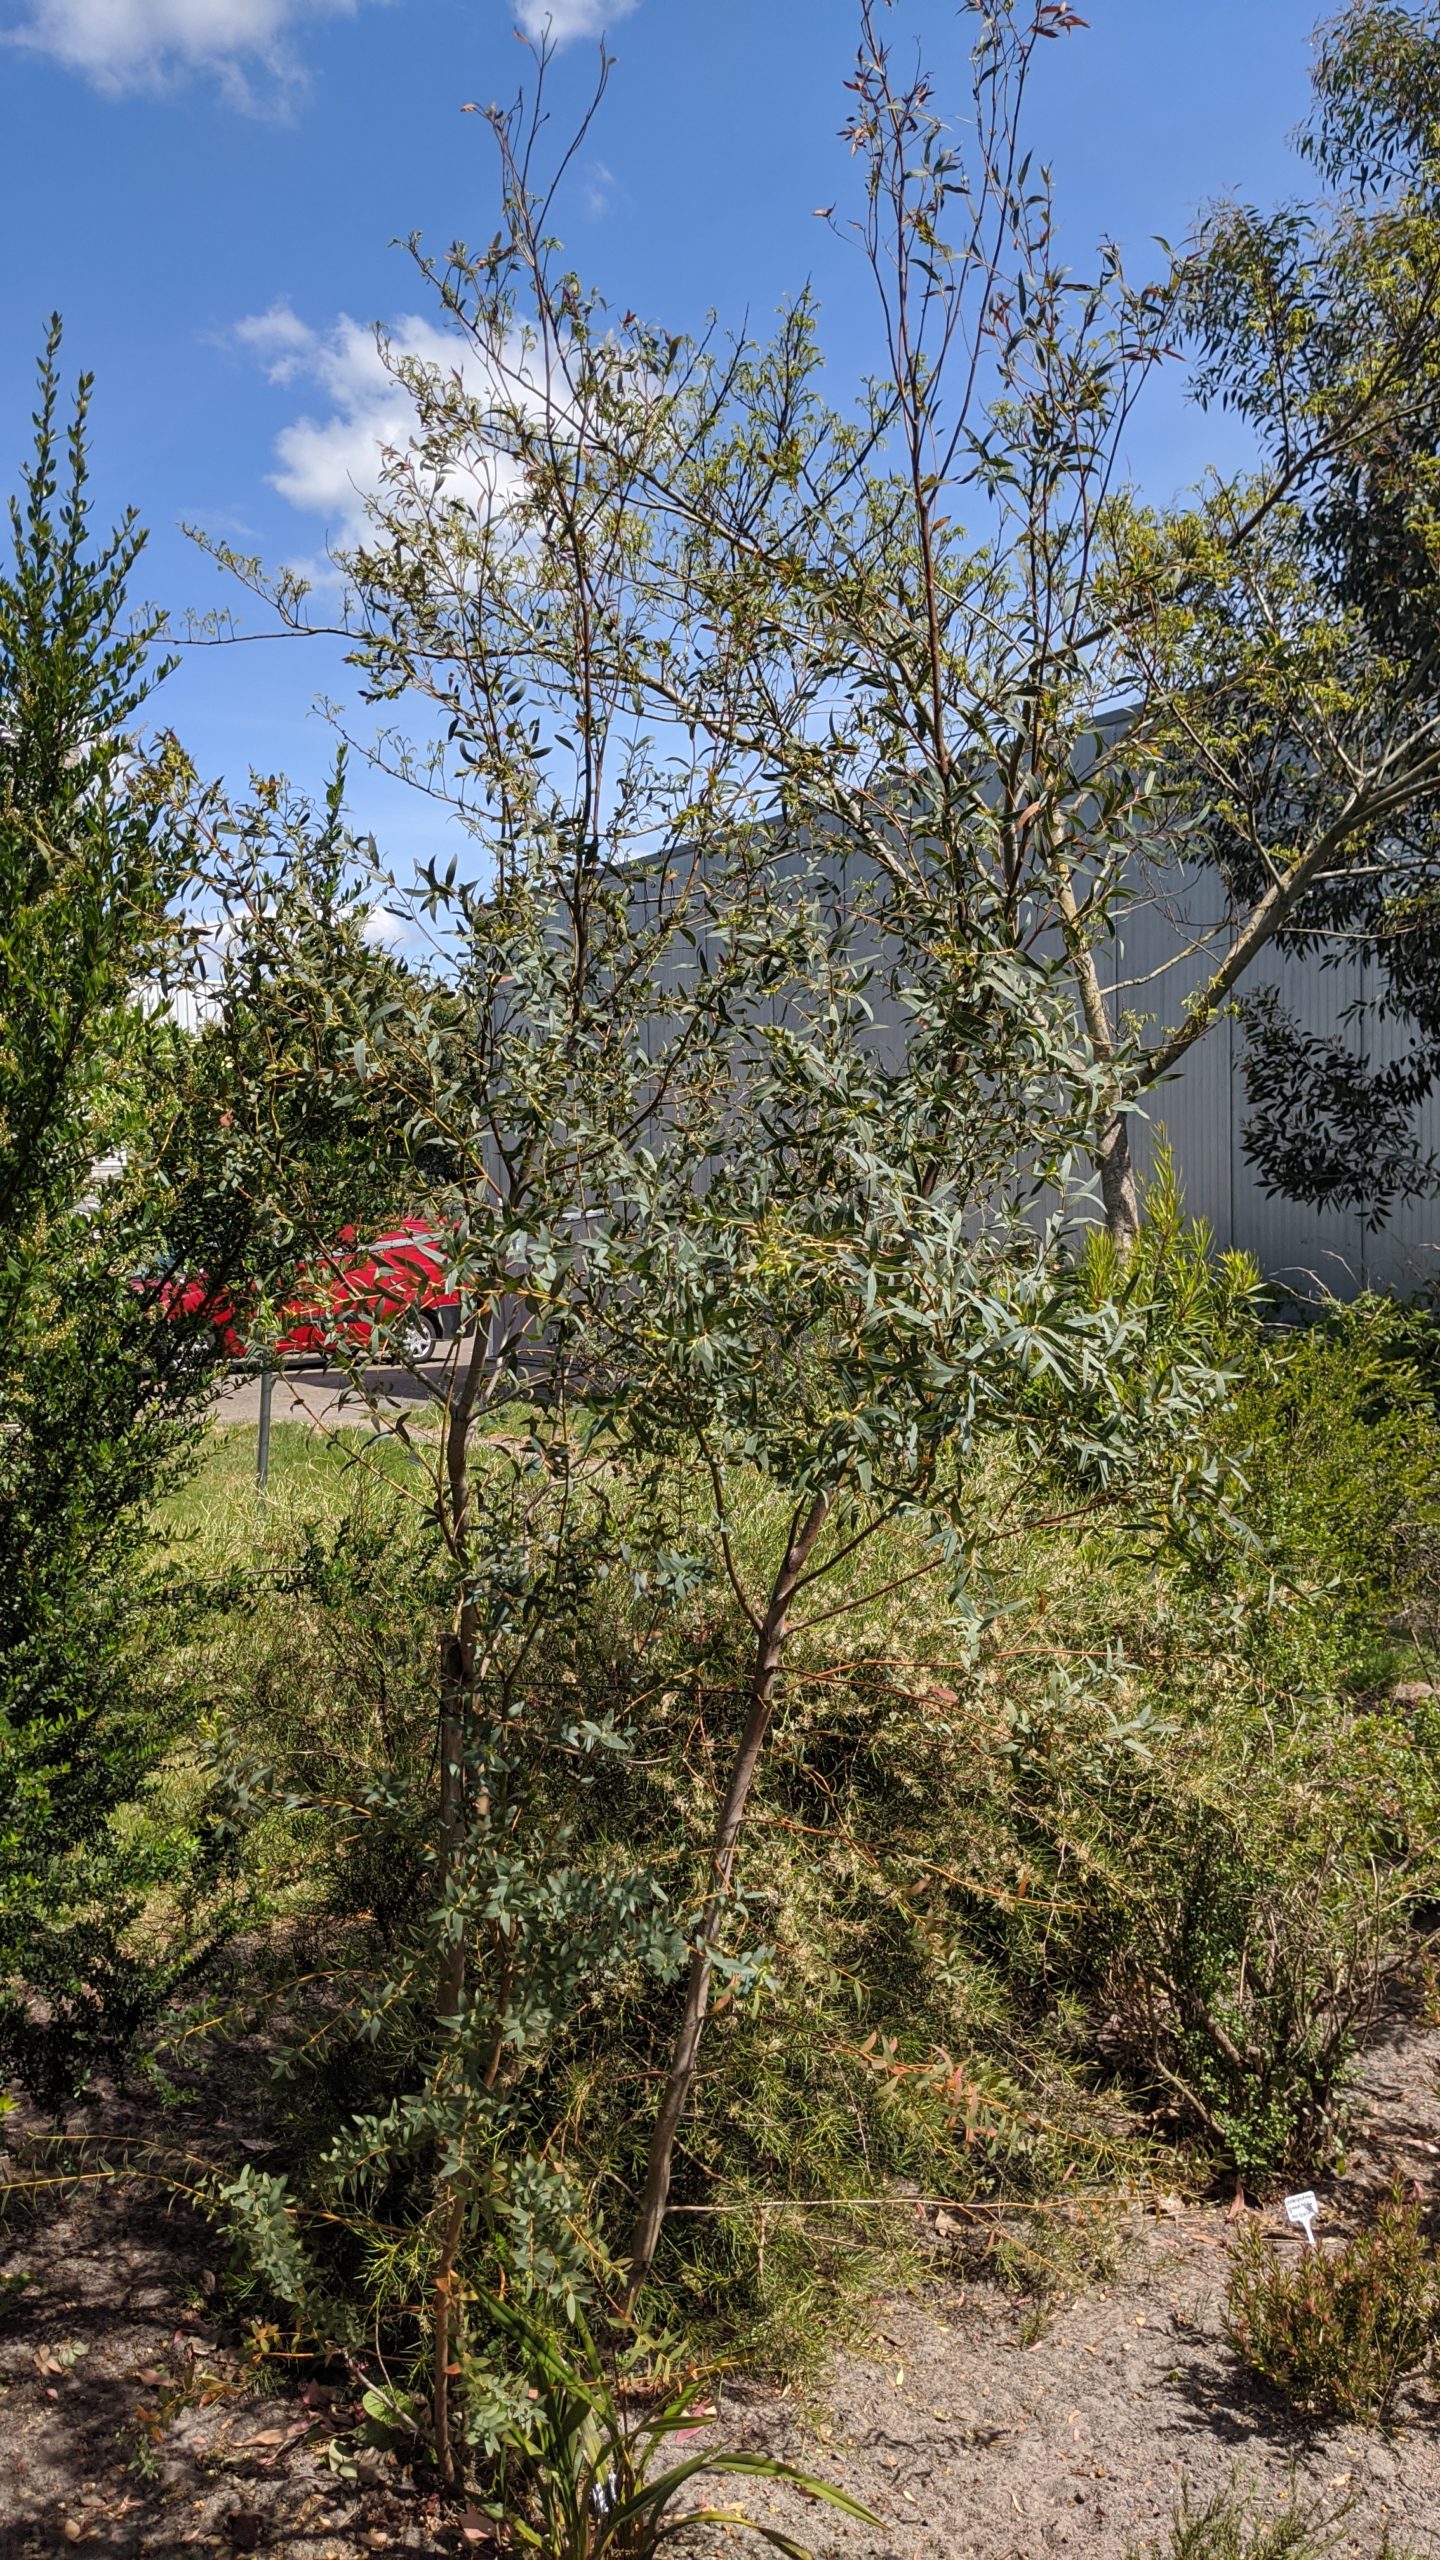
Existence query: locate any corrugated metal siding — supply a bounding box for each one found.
[1362,941,1440,1296]
[1104,861,1439,1295]
[653,837,1440,1296]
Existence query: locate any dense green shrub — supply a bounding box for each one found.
[1219,1293,1440,1692]
[989,1668,1440,2172]
[0,334,230,2106]
[1223,2190,1440,2423]
[158,1245,1440,2368]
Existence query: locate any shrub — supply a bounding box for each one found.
[146,1218,1440,2383]
[1220,1294,1440,1695]
[1128,2476,1415,2560]
[165,1322,1440,2377]
[466,2299,874,2558]
[1014,1729,1410,2174]
[0,332,229,2105]
[1010,1188,1440,2174]
[1223,2190,1440,2423]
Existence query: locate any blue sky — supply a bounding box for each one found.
[0,0,1328,862]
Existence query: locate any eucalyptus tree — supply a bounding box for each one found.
[482,0,1440,1252]
[196,762,1220,2475]
[583,890,1228,2309]
[204,6,1440,1277]
[777,0,1440,1248]
[673,0,1440,1249]
[1158,0,1440,1228]
[203,5,1186,1246]
[188,26,1238,2482]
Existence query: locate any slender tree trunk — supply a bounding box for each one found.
[430,1309,510,2482]
[622,1492,830,2313]
[1097,1107,1140,1257]
[1054,865,1141,1258]
[431,1627,469,2491]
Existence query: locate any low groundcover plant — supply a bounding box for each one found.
[1223,2189,1440,2424]
[466,2298,874,2560]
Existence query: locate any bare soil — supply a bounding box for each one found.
[2,1997,1439,2560]
[698,1991,1440,2560]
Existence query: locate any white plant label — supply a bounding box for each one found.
[1284,2190,1319,2247]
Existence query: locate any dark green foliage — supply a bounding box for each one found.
[0,329,224,2104]
[0,1259,213,2105]
[0,356,442,2112]
[0,321,174,1241]
[1224,2190,1440,2423]
[150,766,453,1316]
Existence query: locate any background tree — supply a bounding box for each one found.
[1173,0,1440,1229]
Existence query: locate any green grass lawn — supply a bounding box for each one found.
[159,1418,437,1561]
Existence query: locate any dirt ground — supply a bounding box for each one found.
[2,1999,1439,2560]
[697,1993,1440,2560]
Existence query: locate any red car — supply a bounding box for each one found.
[154,1219,461,1365]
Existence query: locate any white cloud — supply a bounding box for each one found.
[233,299,542,539]
[513,0,639,42]
[233,300,317,379]
[5,0,637,103]
[235,303,465,532]
[359,902,408,949]
[582,157,616,220]
[5,0,356,101]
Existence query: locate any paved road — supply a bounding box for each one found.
[215,1357,454,1428]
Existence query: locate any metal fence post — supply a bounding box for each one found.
[257,1355,273,1496]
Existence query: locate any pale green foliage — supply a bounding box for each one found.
[175,0,1440,2487]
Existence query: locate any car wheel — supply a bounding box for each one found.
[392,1307,440,1363]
